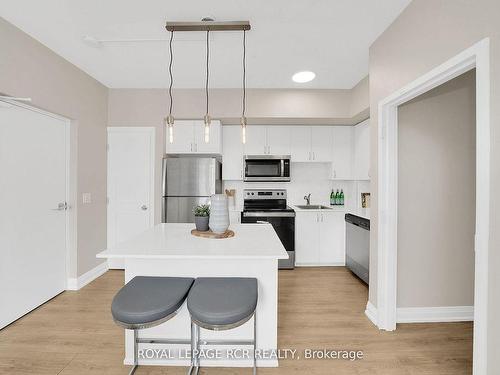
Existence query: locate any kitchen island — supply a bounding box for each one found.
[97,223,288,368]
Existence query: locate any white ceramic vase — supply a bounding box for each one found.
[209,194,229,234]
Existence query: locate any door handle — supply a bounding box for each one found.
[51,202,67,211]
[141,205,148,211]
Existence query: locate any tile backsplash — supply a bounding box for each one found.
[223,162,369,211]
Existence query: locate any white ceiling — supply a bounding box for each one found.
[0,0,411,89]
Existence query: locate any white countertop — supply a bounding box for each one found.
[289,204,348,213]
[348,208,371,220]
[97,223,288,260]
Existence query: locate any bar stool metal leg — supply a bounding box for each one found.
[253,312,257,375]
[194,323,200,375]
[128,329,138,375]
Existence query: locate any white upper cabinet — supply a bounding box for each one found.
[310,126,333,162]
[353,119,370,180]
[331,126,354,180]
[266,126,291,155]
[165,120,194,154]
[244,126,267,155]
[290,126,334,162]
[291,126,312,162]
[222,126,244,180]
[194,121,221,154]
[165,120,221,154]
[243,126,291,155]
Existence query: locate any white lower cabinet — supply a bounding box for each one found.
[295,211,345,266]
[295,212,320,265]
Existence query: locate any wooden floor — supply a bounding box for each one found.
[0,268,472,374]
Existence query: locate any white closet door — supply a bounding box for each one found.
[107,127,155,269]
[0,103,67,329]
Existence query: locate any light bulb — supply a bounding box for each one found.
[204,114,211,143]
[165,115,174,144]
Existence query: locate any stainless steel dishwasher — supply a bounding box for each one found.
[345,214,370,284]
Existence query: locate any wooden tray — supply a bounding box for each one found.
[191,229,235,239]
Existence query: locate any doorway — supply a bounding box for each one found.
[376,39,490,374]
[0,100,70,329]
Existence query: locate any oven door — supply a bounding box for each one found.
[241,211,295,269]
[244,156,290,182]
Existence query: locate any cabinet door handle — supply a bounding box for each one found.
[309,151,311,160]
[321,213,324,222]
[313,152,315,160]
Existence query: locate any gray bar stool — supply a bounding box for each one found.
[187,277,258,375]
[111,276,194,375]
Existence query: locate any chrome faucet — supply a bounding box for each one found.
[304,193,311,205]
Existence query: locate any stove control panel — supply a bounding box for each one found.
[244,189,287,200]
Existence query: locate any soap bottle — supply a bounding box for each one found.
[330,189,334,205]
[340,189,344,206]
[335,189,340,205]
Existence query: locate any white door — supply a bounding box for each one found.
[311,126,333,162]
[290,126,311,162]
[319,212,345,265]
[244,126,267,155]
[266,126,291,155]
[165,120,194,154]
[107,127,155,269]
[331,126,353,179]
[295,212,320,265]
[222,126,244,180]
[193,120,221,154]
[0,103,67,329]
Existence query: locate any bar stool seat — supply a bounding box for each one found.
[111,276,194,375]
[187,277,258,374]
[112,276,194,328]
[187,277,258,328]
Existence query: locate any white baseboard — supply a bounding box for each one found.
[365,301,378,326]
[66,262,109,291]
[295,263,345,267]
[396,306,474,323]
[107,258,125,269]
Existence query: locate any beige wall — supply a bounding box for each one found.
[397,70,476,308]
[350,76,370,120]
[368,1,500,372]
[0,17,108,277]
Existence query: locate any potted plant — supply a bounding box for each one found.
[193,204,210,231]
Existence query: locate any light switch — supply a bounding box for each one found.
[82,193,92,204]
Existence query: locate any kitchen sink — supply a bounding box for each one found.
[295,205,332,210]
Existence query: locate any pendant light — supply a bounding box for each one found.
[165,30,175,143]
[241,30,247,144]
[203,30,211,143]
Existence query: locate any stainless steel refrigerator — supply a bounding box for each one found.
[162,155,222,223]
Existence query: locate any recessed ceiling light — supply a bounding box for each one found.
[292,71,316,83]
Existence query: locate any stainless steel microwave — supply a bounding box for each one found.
[244,155,291,182]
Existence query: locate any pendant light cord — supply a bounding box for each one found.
[168,31,174,118]
[205,30,210,117]
[242,30,246,118]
